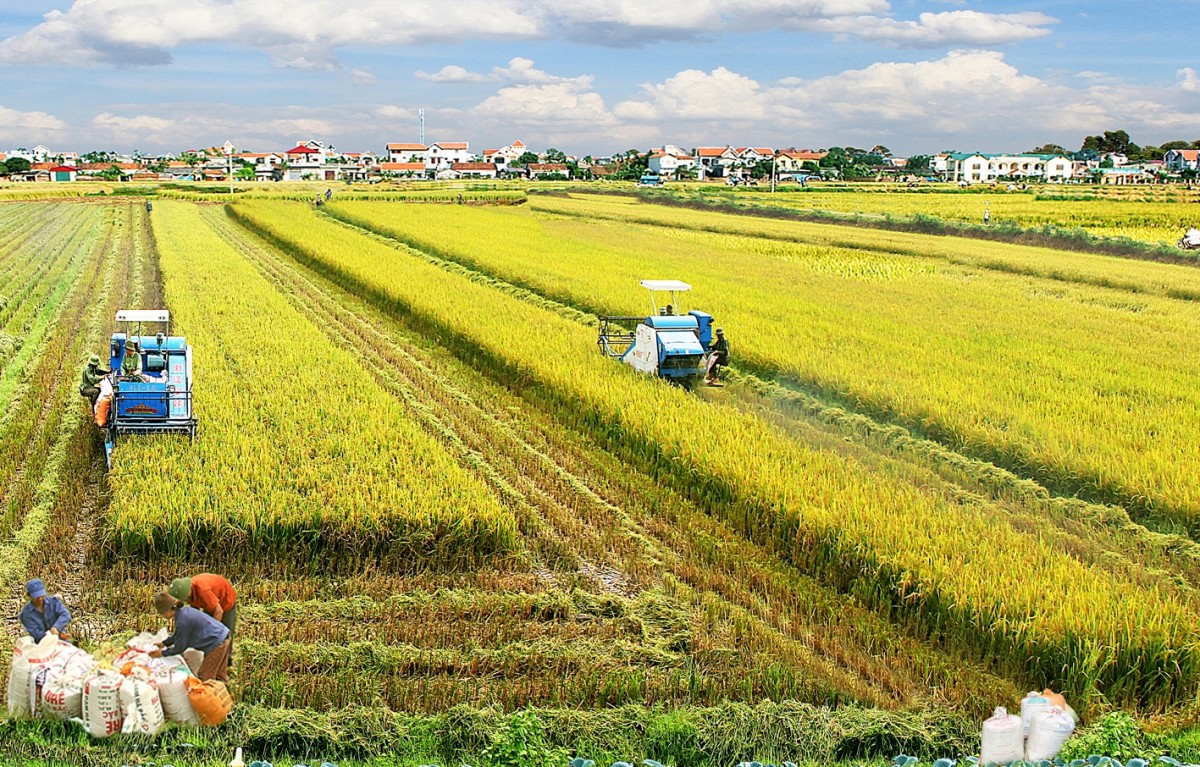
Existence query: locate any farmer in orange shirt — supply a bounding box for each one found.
[168,574,237,660]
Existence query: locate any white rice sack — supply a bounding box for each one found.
[81,669,125,738]
[8,636,91,719]
[7,637,36,717]
[155,663,199,726]
[126,628,168,654]
[41,670,86,721]
[119,670,164,736]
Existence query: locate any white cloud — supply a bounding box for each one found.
[615,67,767,121]
[0,106,67,143]
[818,11,1056,48]
[351,69,376,86]
[1178,67,1199,93]
[609,50,1200,153]
[0,0,1057,68]
[416,65,497,84]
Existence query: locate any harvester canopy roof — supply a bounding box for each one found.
[116,309,170,323]
[640,280,691,292]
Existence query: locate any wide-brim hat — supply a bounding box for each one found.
[88,354,100,365]
[153,592,179,615]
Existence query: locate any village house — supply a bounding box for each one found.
[387,143,427,164]
[445,161,497,180]
[694,146,740,179]
[482,140,527,168]
[946,152,1076,183]
[426,142,473,172]
[378,162,426,179]
[774,149,826,174]
[525,163,570,180]
[647,146,696,177]
[1164,149,1200,172]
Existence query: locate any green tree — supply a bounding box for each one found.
[516,151,539,165]
[544,147,567,163]
[1029,144,1067,155]
[906,155,932,173]
[98,163,123,181]
[5,157,31,174]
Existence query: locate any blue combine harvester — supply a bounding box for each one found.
[102,309,196,467]
[597,280,714,387]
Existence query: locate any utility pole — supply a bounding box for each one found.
[419,109,425,146]
[770,152,777,193]
[223,140,234,194]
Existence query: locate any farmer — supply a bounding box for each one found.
[169,574,237,656]
[120,341,143,380]
[19,579,72,643]
[149,592,231,683]
[78,354,110,407]
[705,327,729,385]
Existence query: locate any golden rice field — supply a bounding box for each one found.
[684,185,1200,245]
[325,196,1200,534]
[5,186,1200,765]
[233,198,1200,707]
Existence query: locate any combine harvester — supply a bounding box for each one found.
[102,309,197,467]
[597,280,715,388]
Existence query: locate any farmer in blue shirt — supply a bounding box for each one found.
[149,592,231,682]
[18,579,72,643]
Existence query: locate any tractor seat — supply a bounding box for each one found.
[143,352,167,374]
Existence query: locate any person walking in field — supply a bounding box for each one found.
[169,574,237,657]
[149,592,231,683]
[79,354,110,408]
[19,579,73,643]
[705,327,729,386]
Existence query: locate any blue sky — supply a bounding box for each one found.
[0,1,1196,157]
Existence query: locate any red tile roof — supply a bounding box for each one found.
[285,145,321,154]
[387,143,427,151]
[528,163,568,172]
[696,147,733,157]
[451,162,496,171]
[434,142,469,150]
[379,162,425,171]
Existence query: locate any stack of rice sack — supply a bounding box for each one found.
[7,630,230,736]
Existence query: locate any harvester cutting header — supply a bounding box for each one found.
[597,280,727,387]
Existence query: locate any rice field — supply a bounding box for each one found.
[3,186,1200,766]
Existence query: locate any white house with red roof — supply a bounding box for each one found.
[647,147,696,177]
[736,147,774,165]
[1165,149,1200,172]
[282,143,331,180]
[694,146,739,179]
[482,140,527,168]
[387,143,428,163]
[426,142,472,171]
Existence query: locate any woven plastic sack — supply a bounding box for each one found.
[41,669,87,720]
[185,676,232,726]
[8,636,91,718]
[119,669,164,736]
[81,669,125,738]
[155,661,200,726]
